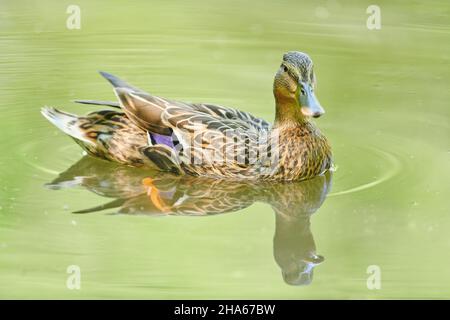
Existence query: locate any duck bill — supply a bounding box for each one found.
[299,85,325,118]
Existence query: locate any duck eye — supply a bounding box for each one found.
[300,86,306,95]
[283,65,288,72]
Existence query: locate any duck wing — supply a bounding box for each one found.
[99,71,271,133]
[100,72,272,176]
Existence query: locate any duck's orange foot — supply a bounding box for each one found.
[142,177,171,213]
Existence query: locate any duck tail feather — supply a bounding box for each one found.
[98,71,142,92]
[40,106,95,146]
[73,99,121,109]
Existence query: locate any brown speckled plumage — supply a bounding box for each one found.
[42,51,332,181]
[266,122,332,181]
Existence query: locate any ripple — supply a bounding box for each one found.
[16,135,82,178]
[328,146,403,197]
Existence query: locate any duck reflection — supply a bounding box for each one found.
[47,156,332,285]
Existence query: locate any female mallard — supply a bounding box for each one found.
[42,51,332,181]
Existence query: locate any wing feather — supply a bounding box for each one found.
[100,72,272,176]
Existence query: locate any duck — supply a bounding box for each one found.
[41,51,332,181]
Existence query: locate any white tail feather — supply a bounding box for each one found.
[41,107,94,145]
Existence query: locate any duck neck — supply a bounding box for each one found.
[274,98,308,128]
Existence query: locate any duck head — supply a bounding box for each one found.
[273,51,324,122]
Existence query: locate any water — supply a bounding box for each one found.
[0,0,449,298]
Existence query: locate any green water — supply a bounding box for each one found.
[0,0,449,299]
